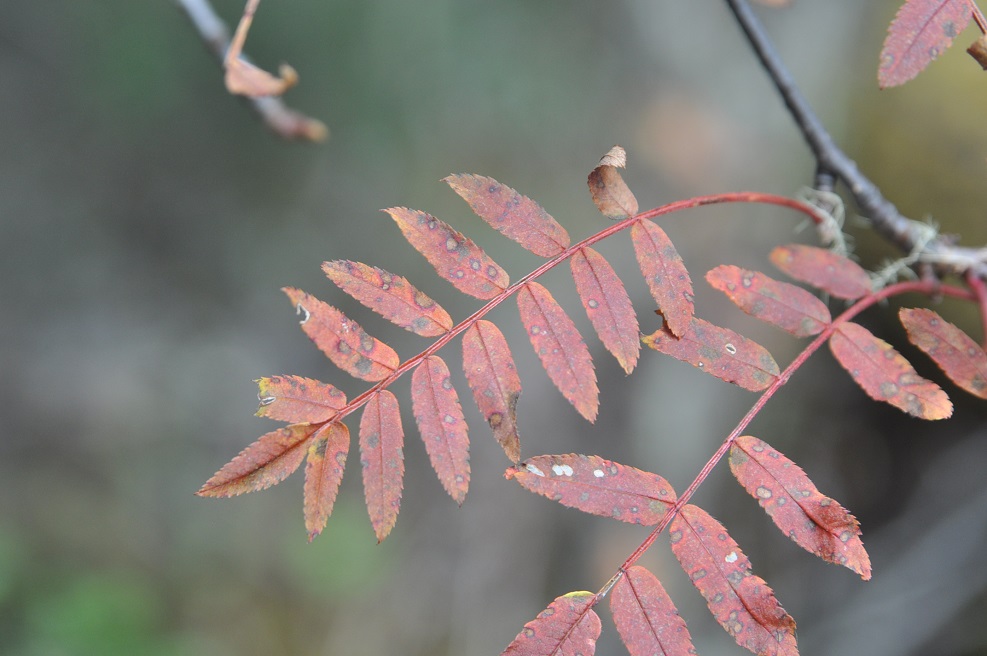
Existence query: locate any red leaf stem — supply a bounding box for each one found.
[613,279,974,575]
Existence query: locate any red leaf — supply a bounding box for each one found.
[303,422,350,541]
[610,566,696,656]
[411,355,470,504]
[197,424,317,497]
[878,0,973,88]
[359,391,405,542]
[900,307,987,398]
[462,320,522,462]
[254,375,347,423]
[632,219,694,337]
[517,282,600,422]
[769,245,871,301]
[323,260,452,337]
[506,454,676,525]
[730,435,871,579]
[571,247,641,374]
[670,504,797,656]
[706,265,831,338]
[283,287,400,382]
[501,591,601,656]
[587,146,639,220]
[643,317,780,392]
[385,207,510,300]
[829,321,952,419]
[444,174,571,257]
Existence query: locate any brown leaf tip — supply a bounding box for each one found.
[597,145,628,169]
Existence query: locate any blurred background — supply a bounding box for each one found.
[2,1,987,654]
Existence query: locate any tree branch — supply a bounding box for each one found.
[723,0,987,278]
[174,0,327,142]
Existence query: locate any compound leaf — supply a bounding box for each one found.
[571,246,641,374]
[385,207,510,300]
[587,145,639,220]
[323,260,452,337]
[829,321,952,419]
[254,375,347,424]
[411,355,470,504]
[304,422,350,541]
[879,0,973,88]
[632,219,694,337]
[706,265,831,337]
[506,454,676,525]
[517,282,599,422]
[643,317,780,392]
[670,504,798,656]
[197,423,318,497]
[462,320,522,462]
[359,391,404,542]
[610,566,696,656]
[730,435,871,579]
[283,287,399,382]
[444,174,570,257]
[770,245,871,301]
[501,591,601,656]
[900,307,987,398]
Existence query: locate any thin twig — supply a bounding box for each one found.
[723,0,987,279]
[174,0,327,142]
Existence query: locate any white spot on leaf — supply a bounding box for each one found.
[296,303,310,324]
[725,551,738,563]
[552,464,574,477]
[525,463,545,477]
[593,469,605,478]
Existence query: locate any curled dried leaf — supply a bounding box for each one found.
[588,145,639,220]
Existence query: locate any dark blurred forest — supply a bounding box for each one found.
[2,1,987,654]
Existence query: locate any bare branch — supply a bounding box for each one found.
[723,0,987,279]
[174,0,328,142]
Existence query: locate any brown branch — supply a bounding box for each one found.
[174,0,328,142]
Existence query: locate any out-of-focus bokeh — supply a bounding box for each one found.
[3,1,987,654]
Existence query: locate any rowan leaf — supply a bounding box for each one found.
[303,422,350,541]
[444,174,570,257]
[769,245,871,300]
[829,321,952,419]
[670,504,798,656]
[411,355,470,504]
[254,375,347,423]
[501,590,601,656]
[322,260,452,337]
[632,219,694,337]
[706,265,831,338]
[462,320,522,462]
[384,207,510,300]
[517,282,600,422]
[282,287,399,382]
[197,424,318,497]
[506,454,676,525]
[359,391,404,542]
[571,247,641,374]
[610,566,696,656]
[878,0,973,88]
[643,317,780,392]
[587,145,639,220]
[730,435,871,579]
[900,307,987,398]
